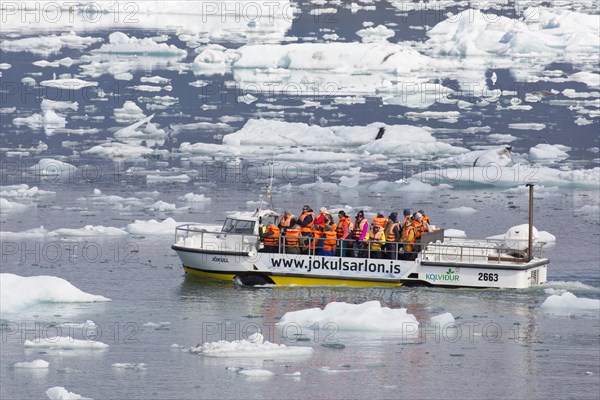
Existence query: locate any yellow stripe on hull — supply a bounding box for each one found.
[269,275,402,287]
[184,267,235,281]
[183,267,401,287]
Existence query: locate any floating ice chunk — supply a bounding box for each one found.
[146,174,190,183]
[278,301,419,332]
[114,101,145,123]
[140,75,170,85]
[147,201,178,211]
[447,206,478,215]
[0,198,29,213]
[0,226,57,240]
[13,110,67,134]
[94,32,187,58]
[0,273,110,314]
[179,193,211,202]
[541,291,600,313]
[40,78,98,89]
[143,321,171,329]
[0,63,10,69]
[488,134,517,143]
[0,32,101,56]
[0,184,55,198]
[502,185,561,199]
[10,359,49,369]
[238,369,274,377]
[569,71,600,89]
[41,99,78,112]
[112,363,147,371]
[529,144,571,161]
[26,336,109,350]
[83,142,155,159]
[575,117,593,126]
[53,225,128,237]
[190,332,312,358]
[396,180,436,193]
[126,218,181,236]
[356,25,395,43]
[46,386,90,400]
[508,123,546,131]
[430,312,456,326]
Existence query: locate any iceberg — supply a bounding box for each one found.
[189,332,312,358]
[1,274,110,314]
[278,301,419,332]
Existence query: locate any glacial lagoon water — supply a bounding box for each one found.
[1,1,599,399]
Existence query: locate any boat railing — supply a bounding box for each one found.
[174,225,545,262]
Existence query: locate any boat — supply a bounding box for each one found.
[172,186,549,289]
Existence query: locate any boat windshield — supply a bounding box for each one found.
[222,218,256,234]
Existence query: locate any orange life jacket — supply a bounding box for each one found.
[298,211,315,233]
[372,216,387,228]
[285,228,301,247]
[263,226,280,246]
[336,216,350,239]
[370,231,385,251]
[280,214,295,228]
[309,229,323,250]
[402,225,416,252]
[322,231,337,251]
[422,215,430,225]
[386,222,399,242]
[352,218,368,240]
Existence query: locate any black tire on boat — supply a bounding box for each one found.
[234,273,275,287]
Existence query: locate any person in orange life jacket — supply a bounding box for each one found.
[352,210,369,258]
[336,210,351,257]
[259,222,280,253]
[384,212,401,260]
[284,224,302,254]
[278,210,296,234]
[297,205,315,238]
[412,212,430,239]
[314,207,332,228]
[369,224,386,259]
[372,212,387,231]
[402,209,412,228]
[401,215,417,260]
[418,210,431,226]
[318,215,337,256]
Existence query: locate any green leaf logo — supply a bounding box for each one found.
[446,268,454,275]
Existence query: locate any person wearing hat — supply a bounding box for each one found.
[336,210,351,257]
[351,210,369,258]
[384,212,400,259]
[278,210,296,234]
[314,207,332,228]
[297,205,315,237]
[402,209,412,227]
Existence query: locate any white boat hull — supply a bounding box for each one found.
[172,245,548,289]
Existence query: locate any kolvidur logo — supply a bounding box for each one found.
[425,268,460,282]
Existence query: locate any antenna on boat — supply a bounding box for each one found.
[526,183,534,261]
[266,158,275,211]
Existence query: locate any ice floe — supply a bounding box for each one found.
[0,198,29,213]
[0,273,110,314]
[430,313,456,326]
[126,218,182,236]
[46,386,89,400]
[25,336,109,349]
[447,206,479,215]
[0,31,101,56]
[112,363,147,371]
[13,110,67,135]
[278,301,419,332]
[53,225,128,237]
[179,193,212,203]
[94,31,186,57]
[40,78,98,89]
[541,291,600,314]
[189,332,312,358]
[10,359,50,369]
[529,144,571,162]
